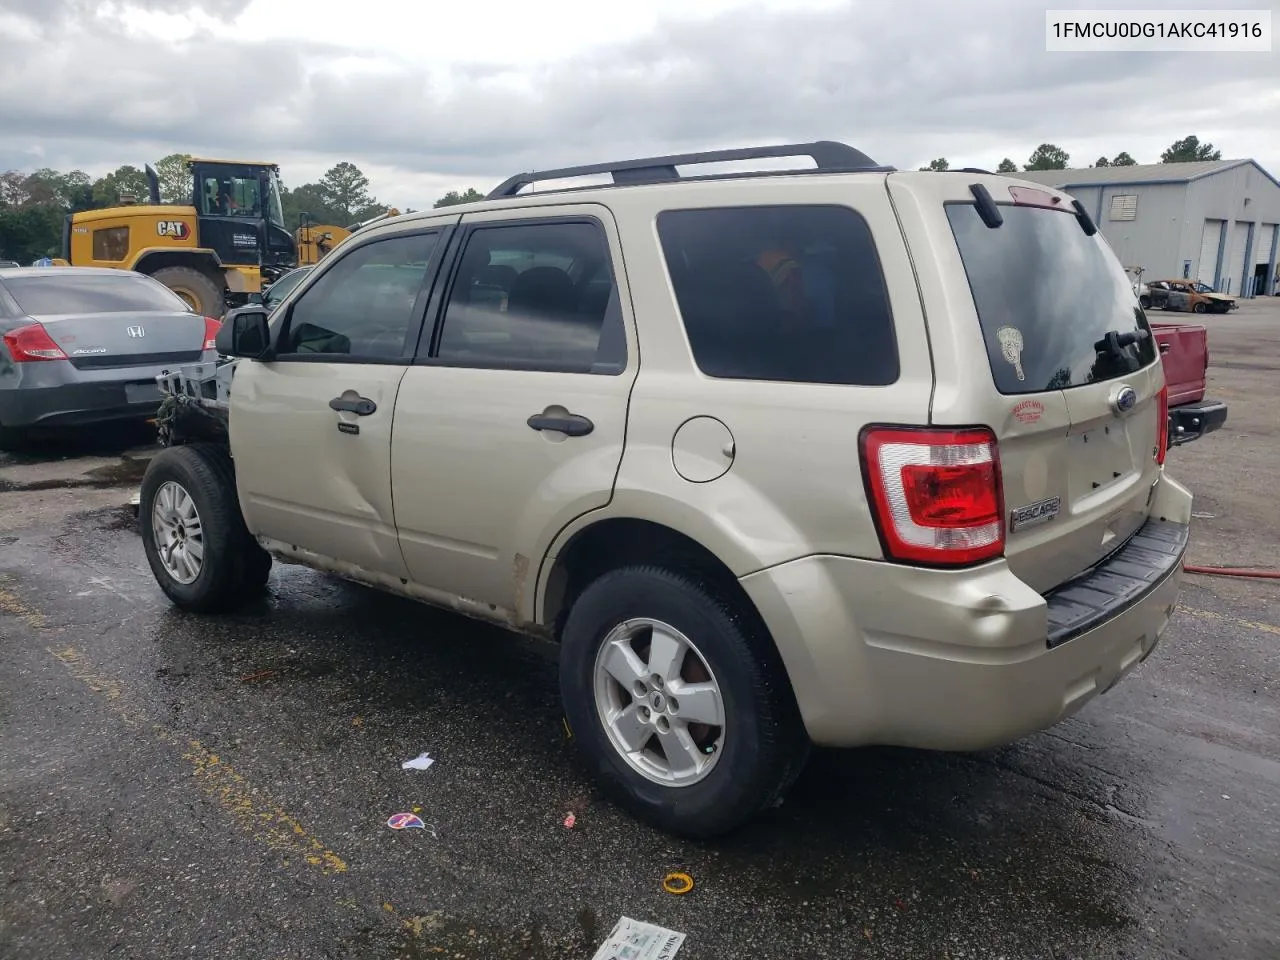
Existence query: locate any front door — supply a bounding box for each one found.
[390,206,638,617]
[230,224,453,578]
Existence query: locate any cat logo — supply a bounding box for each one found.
[156,220,191,240]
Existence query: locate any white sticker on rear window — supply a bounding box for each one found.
[996,325,1025,381]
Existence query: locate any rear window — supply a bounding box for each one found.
[947,203,1157,395]
[657,205,898,385]
[4,273,190,316]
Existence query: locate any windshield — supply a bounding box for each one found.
[266,170,286,229]
[265,267,311,309]
[946,202,1157,395]
[5,273,190,315]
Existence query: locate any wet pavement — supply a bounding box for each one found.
[2,305,1279,960]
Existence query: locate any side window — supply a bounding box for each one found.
[280,232,438,359]
[435,220,625,373]
[656,205,898,385]
[92,226,130,262]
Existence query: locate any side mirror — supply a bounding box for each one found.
[216,306,272,359]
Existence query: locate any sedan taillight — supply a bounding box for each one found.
[2,323,67,362]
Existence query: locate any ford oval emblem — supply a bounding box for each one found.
[1112,385,1138,415]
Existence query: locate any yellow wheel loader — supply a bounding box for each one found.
[62,159,298,316]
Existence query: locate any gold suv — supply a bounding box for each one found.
[138,142,1195,838]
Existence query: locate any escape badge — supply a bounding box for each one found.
[996,326,1025,381]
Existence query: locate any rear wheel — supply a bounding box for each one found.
[150,266,225,317]
[140,443,271,612]
[559,565,809,839]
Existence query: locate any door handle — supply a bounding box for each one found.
[329,395,377,416]
[527,411,594,437]
[1159,342,1171,353]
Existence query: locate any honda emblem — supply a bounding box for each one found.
[126,325,146,338]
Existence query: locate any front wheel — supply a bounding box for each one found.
[139,443,271,613]
[1193,302,1207,314]
[559,566,809,839]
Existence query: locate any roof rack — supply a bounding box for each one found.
[486,141,890,199]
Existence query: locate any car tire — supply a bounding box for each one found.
[150,266,225,317]
[1193,302,1207,314]
[559,565,809,839]
[139,443,271,613]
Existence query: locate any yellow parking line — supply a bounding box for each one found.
[49,644,348,875]
[1179,606,1280,638]
[0,576,48,630]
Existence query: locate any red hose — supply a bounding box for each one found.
[1184,564,1280,580]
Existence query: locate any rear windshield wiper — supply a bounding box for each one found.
[1094,328,1150,356]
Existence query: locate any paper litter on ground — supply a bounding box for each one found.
[589,916,686,960]
[401,752,434,771]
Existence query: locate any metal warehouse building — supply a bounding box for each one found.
[1018,160,1280,299]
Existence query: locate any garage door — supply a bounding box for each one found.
[1257,225,1276,266]
[1221,221,1250,294]
[1198,220,1224,284]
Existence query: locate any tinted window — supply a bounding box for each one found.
[656,205,898,385]
[4,273,189,315]
[947,203,1157,395]
[281,233,437,358]
[435,221,624,373]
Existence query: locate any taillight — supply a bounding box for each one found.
[203,316,221,351]
[1,323,67,362]
[1156,385,1169,465]
[860,426,1005,566]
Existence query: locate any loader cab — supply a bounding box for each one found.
[189,159,296,275]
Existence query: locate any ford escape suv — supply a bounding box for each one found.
[138,141,1195,839]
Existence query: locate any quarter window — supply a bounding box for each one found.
[280,232,438,359]
[434,221,625,373]
[656,205,899,385]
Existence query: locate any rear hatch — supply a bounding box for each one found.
[4,272,208,369]
[893,175,1166,594]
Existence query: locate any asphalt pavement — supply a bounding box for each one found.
[2,301,1278,960]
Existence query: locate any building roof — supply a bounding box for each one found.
[1016,159,1280,190]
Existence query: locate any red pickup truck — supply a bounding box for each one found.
[1151,319,1229,446]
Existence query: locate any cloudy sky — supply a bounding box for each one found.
[0,0,1276,208]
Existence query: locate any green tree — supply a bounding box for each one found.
[282,182,341,231]
[996,158,1018,174]
[1161,136,1221,163]
[1094,156,1110,167]
[91,165,149,207]
[153,152,193,203]
[433,187,485,208]
[1111,152,1137,166]
[319,162,375,222]
[1024,143,1069,171]
[918,158,949,172]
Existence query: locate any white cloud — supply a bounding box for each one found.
[0,0,1276,210]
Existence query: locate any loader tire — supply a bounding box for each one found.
[150,266,225,317]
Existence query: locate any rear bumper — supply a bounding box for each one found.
[1169,399,1228,446]
[0,379,165,428]
[741,474,1194,749]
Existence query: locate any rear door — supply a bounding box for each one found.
[390,205,637,618]
[229,223,454,578]
[893,175,1165,593]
